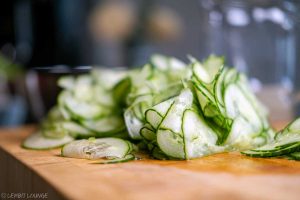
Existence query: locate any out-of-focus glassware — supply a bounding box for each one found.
[87,0,184,67]
[286,1,300,118]
[0,53,26,126]
[199,0,299,122]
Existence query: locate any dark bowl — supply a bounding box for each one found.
[25,65,91,122]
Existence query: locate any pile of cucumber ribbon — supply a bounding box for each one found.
[22,54,300,163]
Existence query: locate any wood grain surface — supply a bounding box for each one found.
[1,124,300,200]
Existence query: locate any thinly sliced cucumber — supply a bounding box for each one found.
[182,109,223,158]
[203,55,224,74]
[93,154,135,164]
[157,89,193,159]
[147,142,155,152]
[237,74,268,118]
[61,121,94,138]
[152,83,182,104]
[47,106,64,121]
[41,123,68,139]
[61,138,132,159]
[22,132,74,150]
[124,109,143,140]
[280,118,300,136]
[129,64,153,87]
[147,72,169,92]
[150,54,168,70]
[145,98,174,129]
[159,89,193,134]
[242,143,300,157]
[236,77,270,133]
[126,140,136,153]
[224,84,262,130]
[127,94,152,117]
[140,126,156,141]
[141,122,155,131]
[225,117,265,150]
[59,91,108,120]
[65,98,107,120]
[251,142,299,152]
[76,74,93,86]
[81,116,125,137]
[151,147,169,160]
[58,76,75,90]
[152,97,174,115]
[242,126,300,157]
[214,67,227,109]
[73,79,94,102]
[144,109,162,130]
[42,120,93,139]
[112,77,131,106]
[59,106,71,120]
[25,54,280,161]
[223,68,238,87]
[157,129,185,159]
[203,103,219,117]
[192,62,211,84]
[288,151,300,160]
[274,118,300,141]
[192,55,223,84]
[93,87,116,107]
[132,103,144,121]
[111,131,130,140]
[193,82,216,116]
[288,118,300,133]
[150,54,185,71]
[169,57,186,70]
[140,101,151,117]
[92,68,128,90]
[131,99,151,121]
[127,88,153,104]
[249,134,300,152]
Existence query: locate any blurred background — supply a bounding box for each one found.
[0,0,300,126]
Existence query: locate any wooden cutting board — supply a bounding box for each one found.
[1,124,300,200]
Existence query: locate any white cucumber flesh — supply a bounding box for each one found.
[62,138,131,159]
[81,116,125,136]
[157,89,193,159]
[183,109,223,159]
[124,109,143,140]
[22,132,74,150]
[224,84,262,131]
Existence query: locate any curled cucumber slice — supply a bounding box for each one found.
[61,138,133,160]
[22,132,74,150]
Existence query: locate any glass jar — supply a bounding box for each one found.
[199,0,300,123]
[286,1,300,118]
